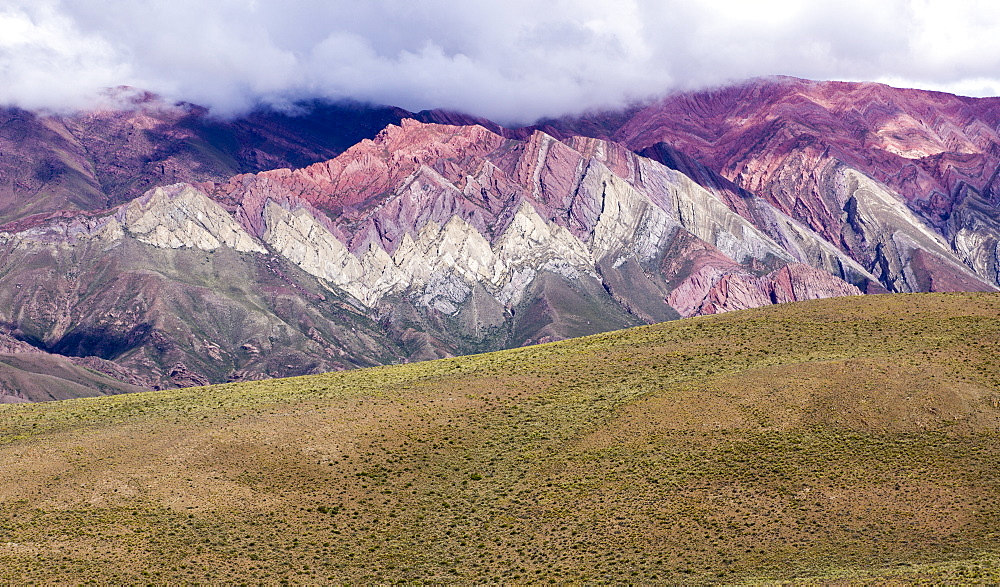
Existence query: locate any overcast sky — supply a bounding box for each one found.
[1,0,999,123]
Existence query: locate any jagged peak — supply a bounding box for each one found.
[118,183,265,253]
[373,118,504,150]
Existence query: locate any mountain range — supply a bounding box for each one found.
[2,76,999,397]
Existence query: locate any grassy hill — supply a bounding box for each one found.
[0,352,144,402]
[2,292,1000,583]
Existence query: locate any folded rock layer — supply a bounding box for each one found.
[0,120,862,391]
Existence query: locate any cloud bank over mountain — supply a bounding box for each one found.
[1,0,999,122]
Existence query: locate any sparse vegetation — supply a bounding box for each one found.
[1,292,1000,582]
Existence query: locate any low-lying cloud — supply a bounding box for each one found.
[1,0,999,123]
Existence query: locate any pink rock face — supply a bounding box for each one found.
[612,76,1000,226]
[206,121,514,251]
[206,122,628,254]
[660,230,862,318]
[198,119,865,319]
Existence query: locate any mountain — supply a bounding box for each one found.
[0,93,411,225]
[201,119,863,315]
[3,77,1000,395]
[541,76,1000,293]
[2,292,999,582]
[1,119,857,390]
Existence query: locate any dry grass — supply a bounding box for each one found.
[1,292,999,582]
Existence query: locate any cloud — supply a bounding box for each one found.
[1,0,999,122]
[0,1,131,111]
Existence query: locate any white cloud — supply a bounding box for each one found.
[0,1,131,111]
[1,0,999,122]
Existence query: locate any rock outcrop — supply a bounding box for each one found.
[117,184,265,253]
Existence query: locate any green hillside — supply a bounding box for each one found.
[2,292,1000,583]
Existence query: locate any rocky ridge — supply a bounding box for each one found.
[0,120,860,391]
[197,120,860,317]
[566,77,1000,293]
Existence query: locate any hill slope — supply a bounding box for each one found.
[0,345,144,403]
[1,292,999,582]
